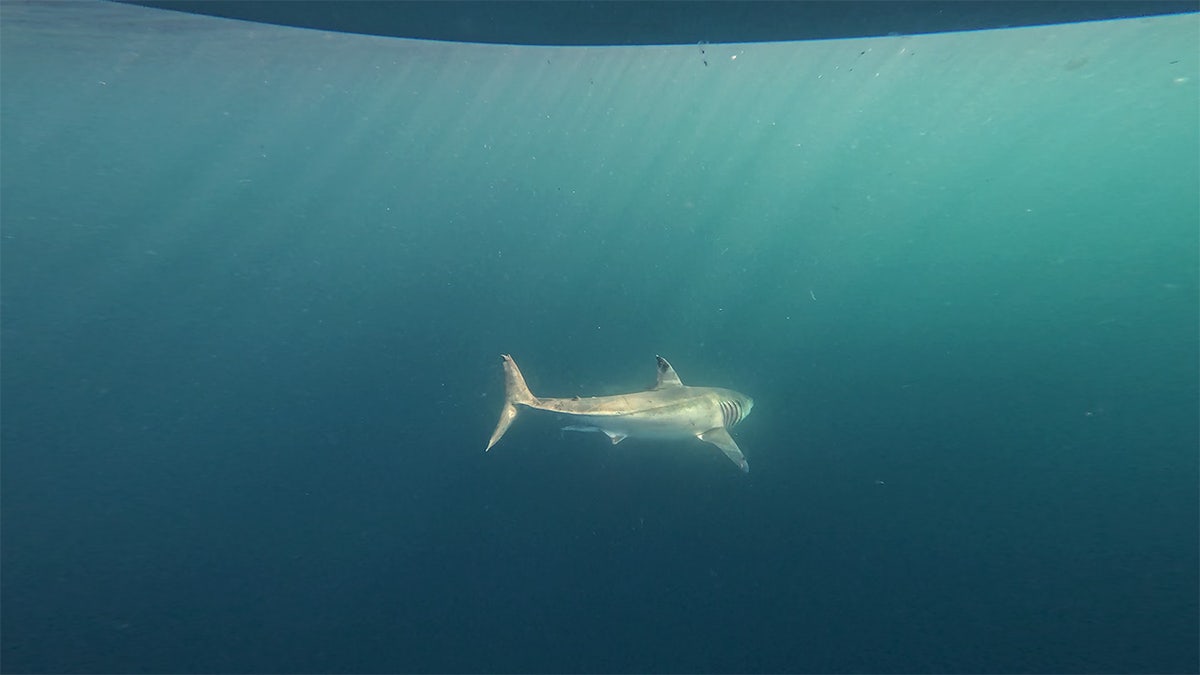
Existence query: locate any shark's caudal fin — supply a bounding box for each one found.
[485,354,538,451]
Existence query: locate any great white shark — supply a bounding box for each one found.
[485,354,754,472]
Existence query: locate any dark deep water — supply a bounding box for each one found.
[1,2,1197,673]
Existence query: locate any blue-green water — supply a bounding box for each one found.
[2,2,1197,673]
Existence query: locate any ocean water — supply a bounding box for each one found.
[1,2,1197,673]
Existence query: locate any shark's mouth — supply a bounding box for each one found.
[720,399,747,427]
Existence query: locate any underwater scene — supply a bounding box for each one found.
[1,2,1197,672]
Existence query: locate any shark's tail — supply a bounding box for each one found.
[486,354,538,451]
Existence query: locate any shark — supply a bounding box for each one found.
[485,354,754,472]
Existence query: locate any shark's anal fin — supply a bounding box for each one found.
[654,355,684,389]
[699,427,750,472]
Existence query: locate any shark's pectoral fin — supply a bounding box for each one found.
[699,427,750,473]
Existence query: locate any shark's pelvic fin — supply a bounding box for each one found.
[654,355,684,389]
[699,427,750,473]
[562,425,629,444]
[486,354,538,451]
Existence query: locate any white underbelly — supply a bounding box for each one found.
[574,411,717,440]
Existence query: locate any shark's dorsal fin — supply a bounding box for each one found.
[654,355,684,389]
